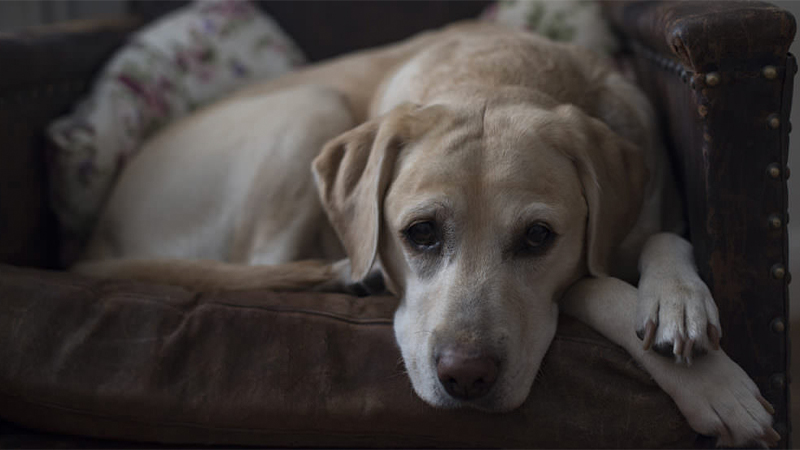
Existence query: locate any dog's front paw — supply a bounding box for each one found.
[636,271,721,363]
[655,350,778,448]
[329,259,386,297]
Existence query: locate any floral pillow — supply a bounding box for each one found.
[481,0,619,56]
[48,0,306,262]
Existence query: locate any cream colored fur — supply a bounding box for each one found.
[74,22,776,447]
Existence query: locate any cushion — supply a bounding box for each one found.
[0,264,698,448]
[46,0,305,263]
[480,0,619,56]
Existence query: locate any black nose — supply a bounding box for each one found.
[436,346,499,400]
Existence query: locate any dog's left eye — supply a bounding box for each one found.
[404,221,440,250]
[524,223,553,250]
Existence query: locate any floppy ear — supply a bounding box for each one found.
[312,102,431,282]
[552,104,648,277]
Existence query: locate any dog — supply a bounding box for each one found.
[74,22,778,447]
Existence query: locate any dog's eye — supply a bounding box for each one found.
[524,223,552,249]
[404,221,439,249]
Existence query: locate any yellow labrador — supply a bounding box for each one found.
[75,22,777,447]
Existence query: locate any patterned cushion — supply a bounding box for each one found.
[47,0,305,261]
[481,0,619,56]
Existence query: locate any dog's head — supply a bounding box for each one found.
[313,97,646,411]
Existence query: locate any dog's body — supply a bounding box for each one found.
[75,23,776,446]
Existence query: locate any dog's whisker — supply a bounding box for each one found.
[388,368,410,380]
[530,359,548,387]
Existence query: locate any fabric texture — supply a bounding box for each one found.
[46,0,305,261]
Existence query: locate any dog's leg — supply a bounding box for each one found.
[72,258,356,293]
[561,277,777,448]
[635,232,721,362]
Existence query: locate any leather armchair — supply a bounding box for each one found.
[0,1,794,447]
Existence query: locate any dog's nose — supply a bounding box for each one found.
[436,346,499,400]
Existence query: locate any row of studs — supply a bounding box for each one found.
[631,41,791,438]
[632,41,790,284]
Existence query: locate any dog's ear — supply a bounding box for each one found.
[312,102,433,283]
[552,104,648,277]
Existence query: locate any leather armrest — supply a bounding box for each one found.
[0,16,141,92]
[602,1,795,73]
[0,16,142,269]
[602,1,796,446]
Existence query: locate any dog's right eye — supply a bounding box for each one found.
[404,221,440,250]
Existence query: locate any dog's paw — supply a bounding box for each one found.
[636,271,721,363]
[329,259,386,297]
[653,350,778,448]
[345,268,386,296]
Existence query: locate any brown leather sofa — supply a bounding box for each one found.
[0,1,794,448]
